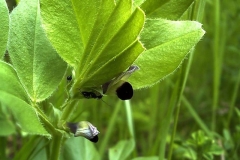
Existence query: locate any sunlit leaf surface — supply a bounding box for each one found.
[40,0,145,88]
[129,19,205,89]
[8,0,67,102]
[0,0,9,58]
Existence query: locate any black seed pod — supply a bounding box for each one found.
[116,82,133,100]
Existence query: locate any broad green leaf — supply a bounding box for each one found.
[132,157,158,160]
[61,137,99,160]
[0,104,16,136]
[14,137,47,160]
[0,91,49,136]
[129,19,205,89]
[47,103,61,126]
[133,0,146,10]
[8,0,67,102]
[109,139,135,160]
[28,139,48,160]
[40,0,145,88]
[208,144,224,155]
[141,0,194,20]
[0,116,16,136]
[0,61,29,102]
[0,0,9,58]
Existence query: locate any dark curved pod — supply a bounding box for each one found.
[116,82,133,100]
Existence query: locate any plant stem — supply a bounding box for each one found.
[212,0,221,132]
[13,136,41,160]
[59,99,77,128]
[182,96,211,136]
[191,0,206,21]
[0,137,6,159]
[125,100,135,139]
[99,101,122,160]
[167,1,207,159]
[168,92,181,160]
[158,77,180,160]
[50,133,63,160]
[125,100,137,157]
[34,104,63,160]
[148,84,161,155]
[168,67,186,160]
[34,104,56,135]
[227,69,240,128]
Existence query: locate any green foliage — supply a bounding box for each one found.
[0,106,16,136]
[140,0,194,19]
[40,0,145,90]
[0,0,9,58]
[132,157,158,160]
[174,131,223,159]
[109,139,135,160]
[0,61,49,136]
[0,91,49,136]
[0,62,29,101]
[8,0,67,102]
[61,138,99,160]
[129,19,204,89]
[3,0,239,159]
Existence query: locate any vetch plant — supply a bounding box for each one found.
[0,0,205,159]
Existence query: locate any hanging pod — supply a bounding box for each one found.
[67,121,100,143]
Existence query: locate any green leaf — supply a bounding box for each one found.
[0,91,49,136]
[0,115,16,136]
[0,104,16,136]
[109,139,135,160]
[40,0,145,88]
[141,0,194,20]
[0,0,9,58]
[208,144,224,155]
[46,103,61,126]
[0,60,49,137]
[14,137,47,160]
[132,0,146,10]
[129,19,205,89]
[0,61,29,102]
[131,157,158,160]
[8,0,67,102]
[61,137,99,160]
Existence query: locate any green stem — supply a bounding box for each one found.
[125,100,137,157]
[148,84,161,155]
[212,0,221,132]
[168,98,181,160]
[50,133,63,160]
[226,69,240,128]
[167,49,195,160]
[13,136,41,160]
[0,137,6,159]
[34,104,63,160]
[99,101,122,160]
[168,1,207,159]
[168,67,186,160]
[125,100,135,139]
[158,77,180,160]
[34,104,56,134]
[191,0,206,22]
[182,96,211,136]
[59,99,77,128]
